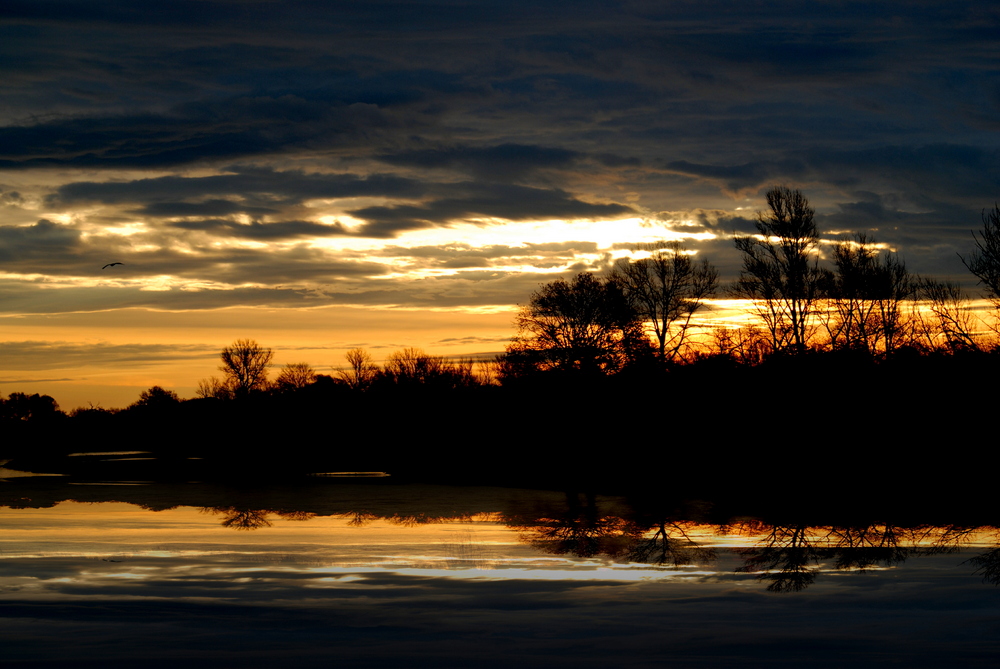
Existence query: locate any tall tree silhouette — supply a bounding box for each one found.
[732,186,820,351]
[819,234,914,354]
[609,242,718,360]
[917,280,981,351]
[219,339,273,397]
[505,272,648,375]
[338,348,378,390]
[960,204,1000,307]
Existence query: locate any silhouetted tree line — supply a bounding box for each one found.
[503,187,1000,377]
[5,187,1000,490]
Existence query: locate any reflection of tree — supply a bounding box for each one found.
[958,527,1000,585]
[731,522,988,592]
[627,520,716,567]
[967,547,1000,585]
[505,493,645,559]
[523,514,642,558]
[735,524,819,592]
[195,496,998,591]
[344,511,475,527]
[202,507,315,530]
[826,524,914,571]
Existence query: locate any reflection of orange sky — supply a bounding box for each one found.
[6,503,997,552]
[4,502,998,589]
[2,502,692,581]
[0,502,521,555]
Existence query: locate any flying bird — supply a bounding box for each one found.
[102,262,123,269]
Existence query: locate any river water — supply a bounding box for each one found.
[2,477,998,668]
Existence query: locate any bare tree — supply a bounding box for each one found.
[960,204,1000,336]
[711,326,772,365]
[917,280,981,352]
[960,204,1000,304]
[337,347,379,390]
[273,362,317,391]
[732,186,821,351]
[820,234,915,354]
[219,338,273,397]
[196,375,233,400]
[380,348,477,388]
[735,524,819,592]
[475,358,501,386]
[609,242,718,361]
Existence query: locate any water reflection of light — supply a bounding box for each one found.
[0,466,64,479]
[3,493,999,668]
[299,564,717,583]
[67,451,152,457]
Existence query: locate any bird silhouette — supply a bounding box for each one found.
[102,262,123,269]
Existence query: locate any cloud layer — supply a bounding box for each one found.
[2,1,999,397]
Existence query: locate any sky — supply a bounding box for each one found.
[2,1,999,407]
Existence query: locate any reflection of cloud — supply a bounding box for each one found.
[3,498,998,665]
[2,552,995,667]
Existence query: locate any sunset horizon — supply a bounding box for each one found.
[4,1,1000,410]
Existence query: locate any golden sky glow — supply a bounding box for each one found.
[3,2,998,409]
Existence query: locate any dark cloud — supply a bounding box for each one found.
[376,144,581,181]
[138,200,277,217]
[52,167,636,239]
[666,144,1000,207]
[0,219,81,263]
[168,219,353,239]
[372,241,602,272]
[348,183,635,237]
[53,167,425,206]
[0,99,401,168]
[1,190,25,206]
[595,153,642,168]
[2,0,1000,362]
[807,144,1000,201]
[665,159,809,193]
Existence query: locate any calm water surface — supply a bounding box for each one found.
[2,481,998,668]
